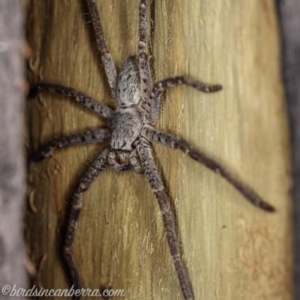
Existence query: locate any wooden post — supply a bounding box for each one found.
[26,0,293,299]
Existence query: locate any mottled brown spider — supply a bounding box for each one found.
[28,0,275,299]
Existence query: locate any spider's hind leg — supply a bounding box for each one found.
[137,0,154,118]
[138,0,147,55]
[85,0,117,98]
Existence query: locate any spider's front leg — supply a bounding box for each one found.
[63,147,110,299]
[136,137,195,300]
[142,126,275,212]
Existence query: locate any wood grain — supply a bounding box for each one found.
[26,0,293,299]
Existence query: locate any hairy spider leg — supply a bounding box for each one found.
[86,0,117,97]
[149,76,223,125]
[63,147,110,299]
[33,83,113,119]
[138,0,153,119]
[28,129,111,167]
[142,126,275,212]
[138,0,147,55]
[137,1,195,298]
[136,137,195,300]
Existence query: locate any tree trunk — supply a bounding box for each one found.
[26,0,293,299]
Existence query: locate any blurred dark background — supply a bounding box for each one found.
[277,1,300,298]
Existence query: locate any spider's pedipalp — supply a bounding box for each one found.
[142,126,275,212]
[63,147,110,295]
[34,83,113,119]
[129,149,144,174]
[136,137,195,300]
[28,129,110,167]
[148,76,222,125]
[107,149,143,174]
[108,150,133,172]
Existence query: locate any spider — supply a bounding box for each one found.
[28,0,275,299]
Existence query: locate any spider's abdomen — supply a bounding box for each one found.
[110,107,144,151]
[116,57,141,107]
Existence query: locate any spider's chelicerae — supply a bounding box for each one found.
[29,0,275,299]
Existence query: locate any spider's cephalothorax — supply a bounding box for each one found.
[28,1,275,299]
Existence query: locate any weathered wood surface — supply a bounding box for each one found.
[26,0,293,299]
